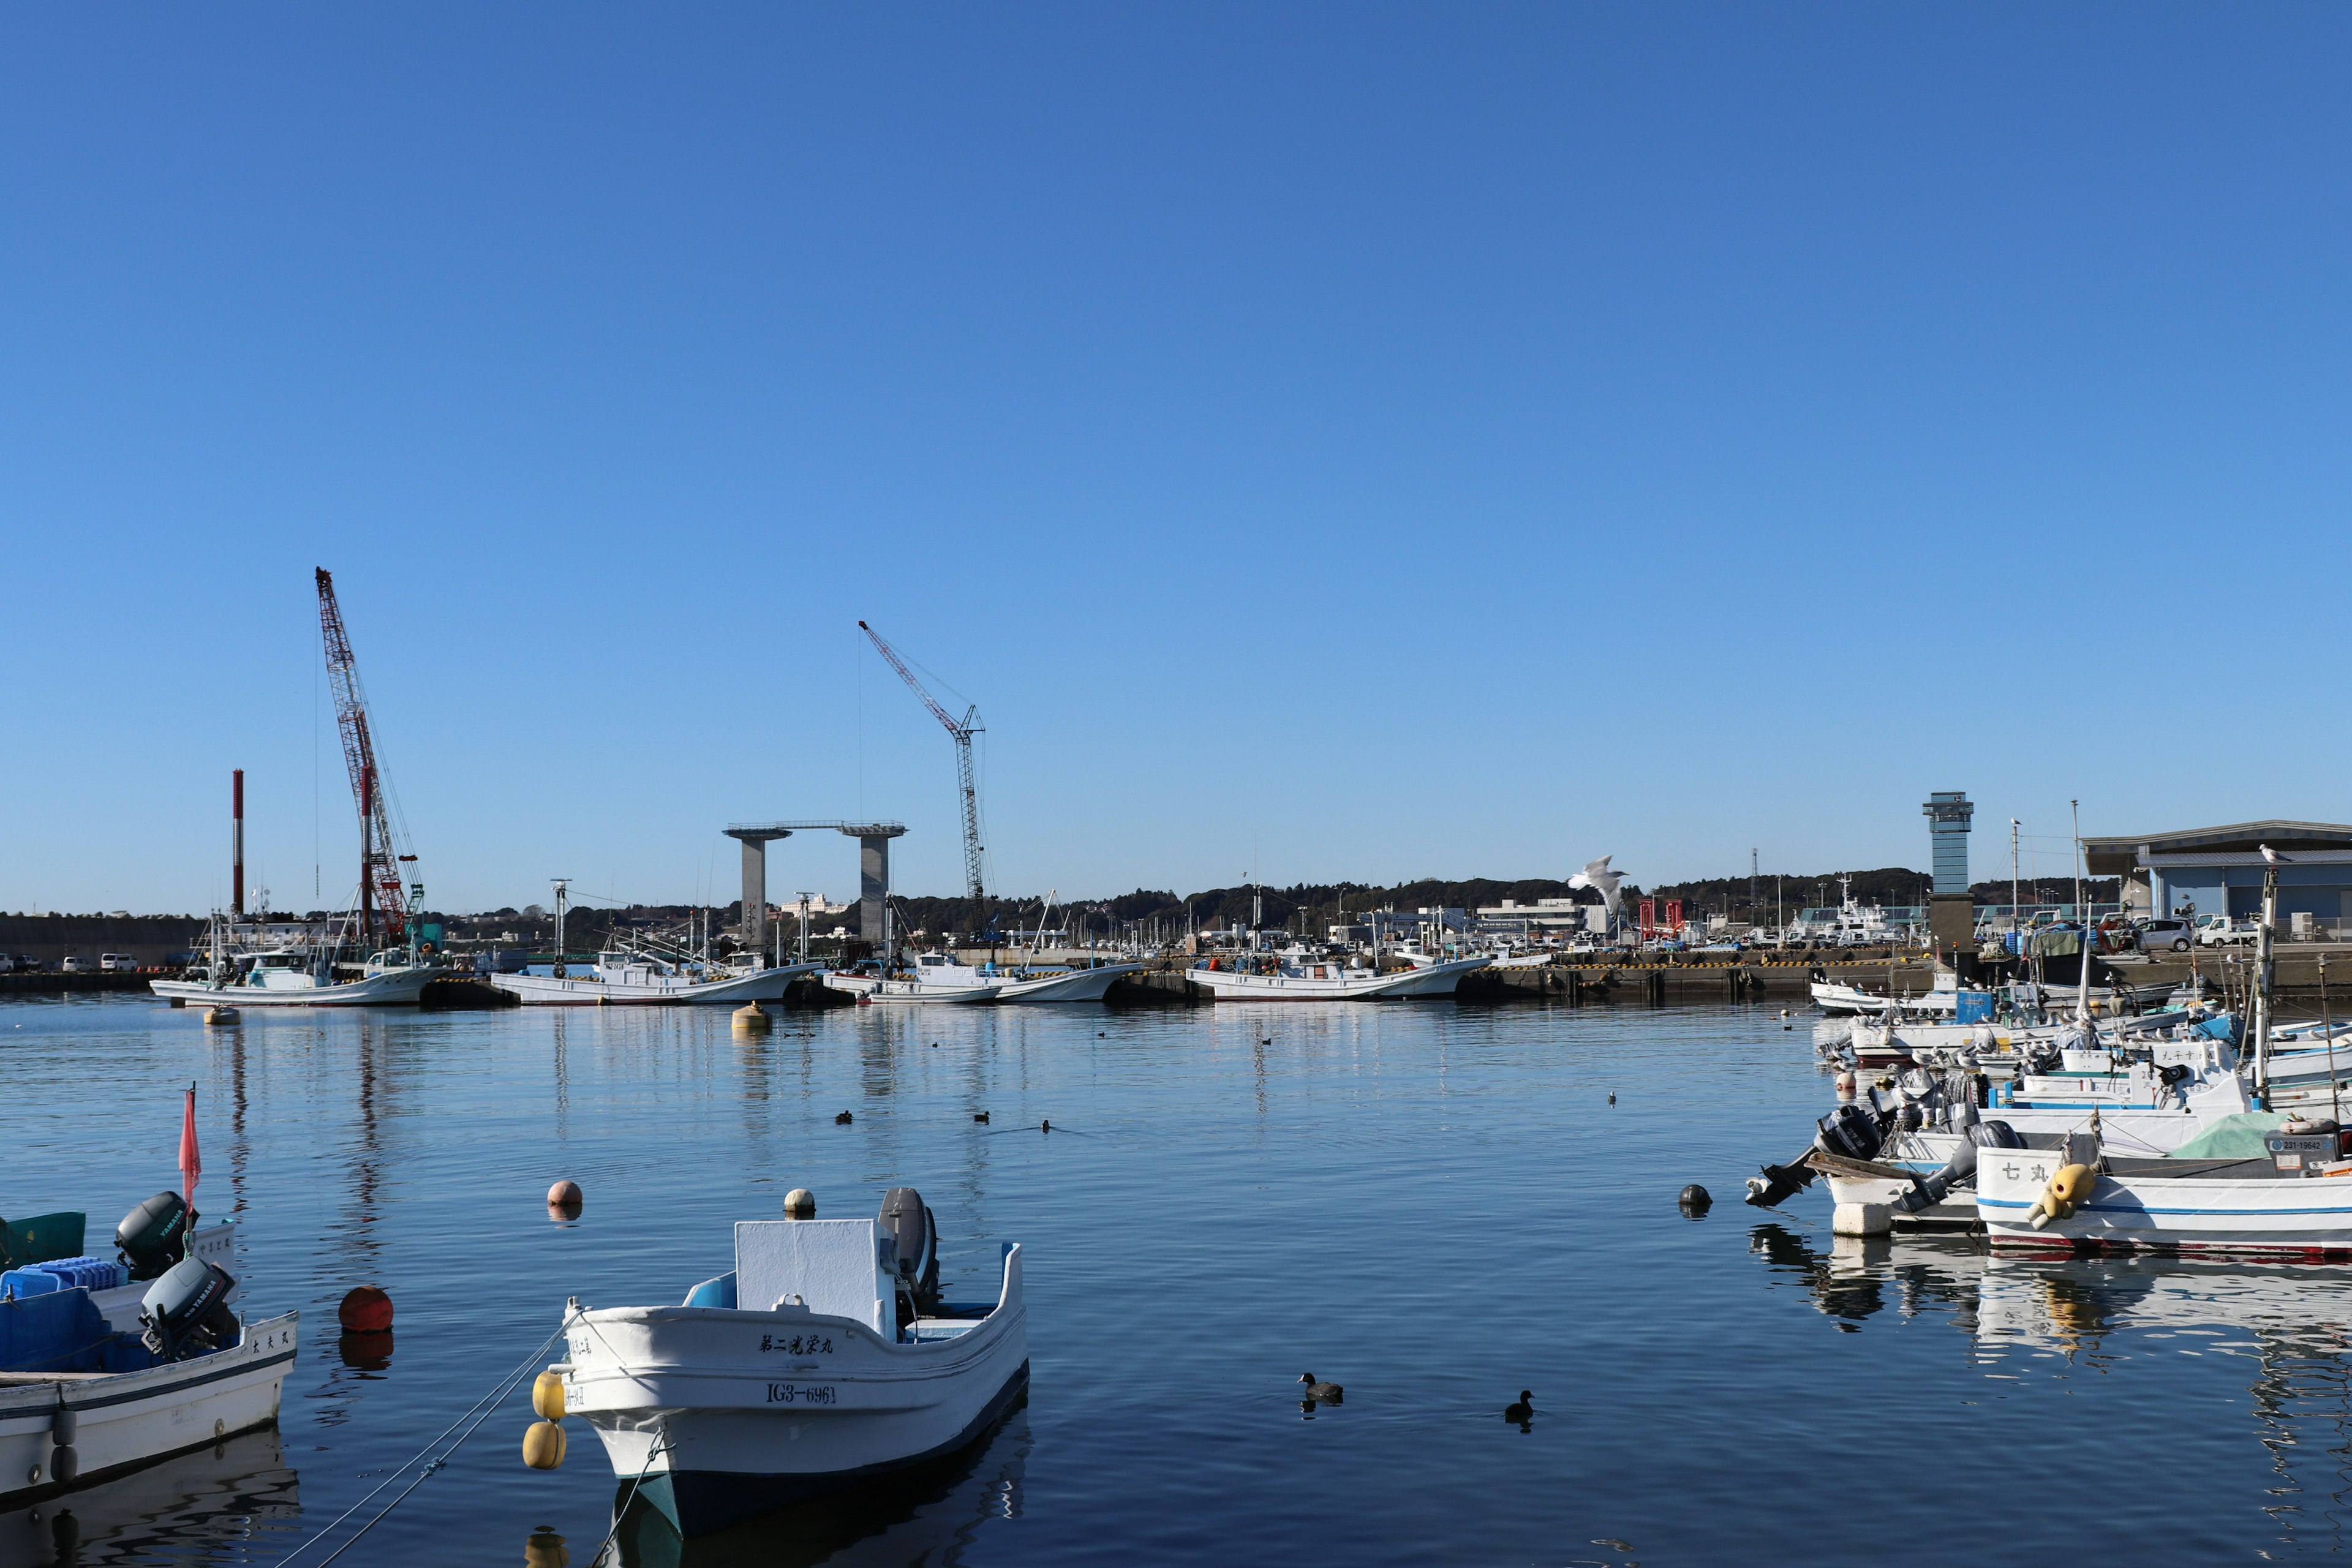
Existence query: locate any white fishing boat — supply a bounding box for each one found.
[552,1189,1027,1537]
[492,954,823,1006]
[151,948,437,1008]
[821,956,1002,1003]
[1185,953,1490,1000]
[829,954,1143,1003]
[990,963,1144,1001]
[1811,969,1966,1017]
[0,1196,295,1512]
[1977,1128,2352,1258]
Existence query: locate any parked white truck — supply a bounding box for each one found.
[2196,913,2258,946]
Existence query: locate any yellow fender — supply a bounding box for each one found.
[522,1419,567,1470]
[532,1370,567,1420]
[2029,1163,2097,1229]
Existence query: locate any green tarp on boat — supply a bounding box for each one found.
[2163,1112,2291,1160]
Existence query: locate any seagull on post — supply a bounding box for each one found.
[2261,844,2289,865]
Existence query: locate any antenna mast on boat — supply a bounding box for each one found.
[316,568,418,947]
[858,621,986,903]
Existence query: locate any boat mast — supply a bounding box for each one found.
[2255,854,2279,1108]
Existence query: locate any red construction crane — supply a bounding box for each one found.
[858,621,986,902]
[317,568,418,944]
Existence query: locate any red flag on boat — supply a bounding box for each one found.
[178,1082,201,1201]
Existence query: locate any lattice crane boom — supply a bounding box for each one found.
[317,568,414,943]
[858,620,986,902]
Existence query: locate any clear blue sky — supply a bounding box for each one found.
[4,6,2347,916]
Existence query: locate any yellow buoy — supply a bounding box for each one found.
[531,1370,567,1420]
[522,1419,567,1470]
[733,1001,770,1032]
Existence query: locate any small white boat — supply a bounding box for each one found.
[0,1216,295,1512]
[991,963,1144,1002]
[492,954,823,1006]
[1811,971,1966,1017]
[1185,954,1490,1000]
[821,956,1002,1003]
[554,1189,1027,1537]
[831,954,1144,1003]
[1977,1128,2352,1258]
[151,948,438,1008]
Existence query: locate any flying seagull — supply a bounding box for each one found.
[1569,855,1630,916]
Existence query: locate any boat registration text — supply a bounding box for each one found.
[765,1383,839,1405]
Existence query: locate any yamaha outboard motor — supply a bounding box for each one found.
[138,1257,240,1361]
[878,1188,940,1323]
[1892,1120,2024,1213]
[117,1192,197,1282]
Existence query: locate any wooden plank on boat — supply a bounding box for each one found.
[1803,1150,1924,1184]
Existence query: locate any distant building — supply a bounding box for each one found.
[1475,898,1602,937]
[2084,821,2352,923]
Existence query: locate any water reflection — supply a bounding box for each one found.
[0,1428,299,1565]
[1753,1227,2352,1553]
[611,1404,1028,1568]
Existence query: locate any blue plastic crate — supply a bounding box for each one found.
[32,1256,123,1292]
[0,1267,62,1300]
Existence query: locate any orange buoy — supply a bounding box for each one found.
[548,1180,582,1210]
[338,1285,394,1333]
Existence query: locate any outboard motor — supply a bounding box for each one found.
[138,1257,240,1361]
[1817,1102,1885,1163]
[1891,1120,2024,1213]
[116,1192,196,1282]
[878,1188,940,1324]
[1746,1103,1890,1207]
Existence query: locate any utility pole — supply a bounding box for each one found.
[2010,820,2021,927]
[2070,799,2082,919]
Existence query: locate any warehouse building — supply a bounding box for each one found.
[2082,820,2352,925]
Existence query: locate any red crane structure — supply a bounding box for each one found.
[316,568,419,945]
[858,620,986,902]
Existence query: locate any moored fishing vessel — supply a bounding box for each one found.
[1185,952,1490,1000]
[492,954,823,1006]
[822,956,1003,1003]
[151,947,438,1008]
[549,1189,1027,1536]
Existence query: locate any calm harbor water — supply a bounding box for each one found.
[4,993,2351,1566]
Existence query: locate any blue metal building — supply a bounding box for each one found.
[2084,821,2352,924]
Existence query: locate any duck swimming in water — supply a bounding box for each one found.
[1298,1373,1343,1402]
[1504,1390,1534,1423]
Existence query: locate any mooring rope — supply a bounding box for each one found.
[585,1427,674,1568]
[271,1321,568,1568]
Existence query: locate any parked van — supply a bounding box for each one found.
[99,952,137,973]
[59,955,84,973]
